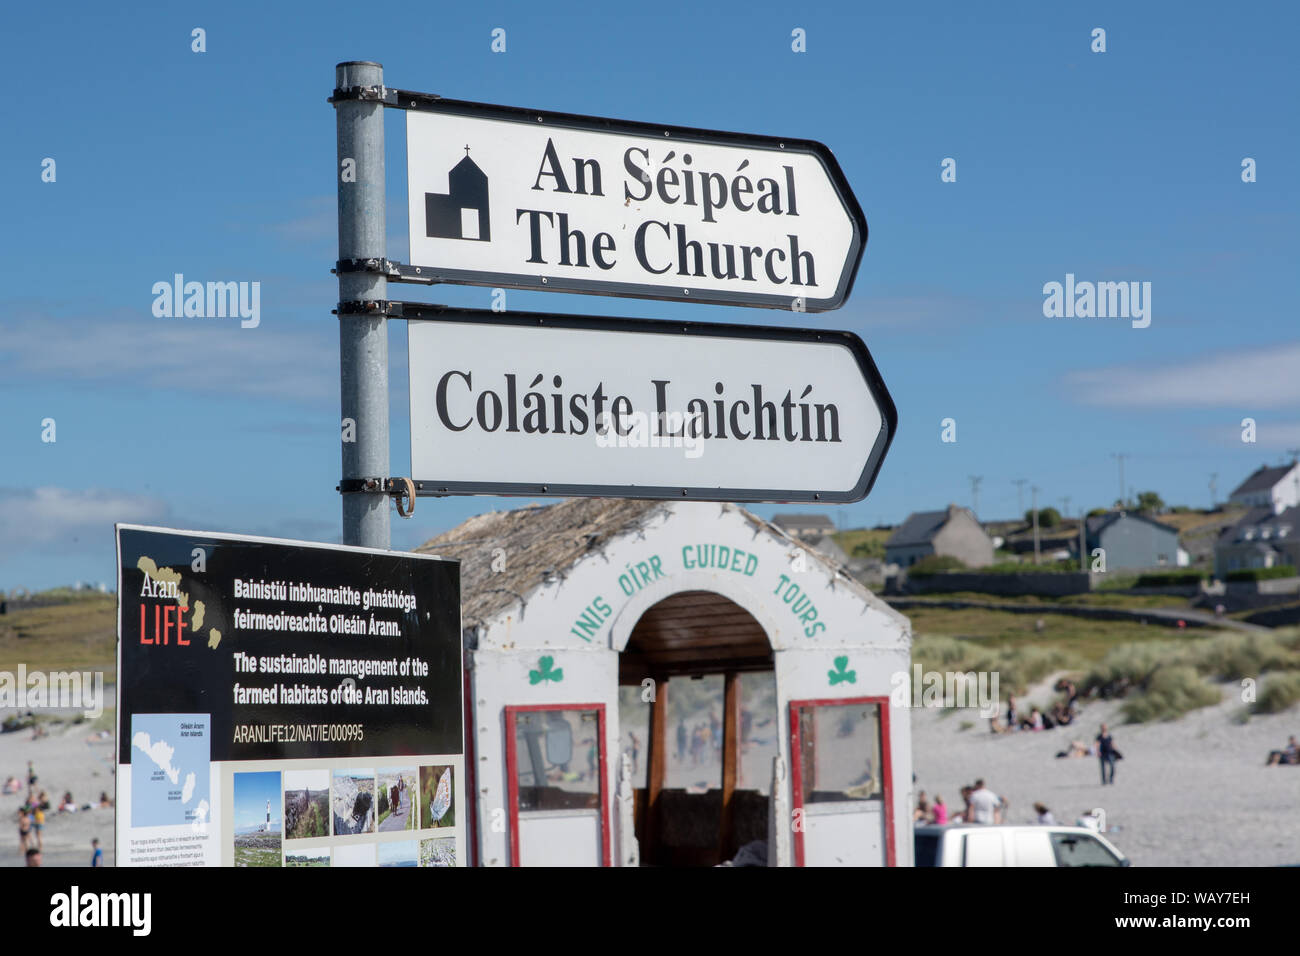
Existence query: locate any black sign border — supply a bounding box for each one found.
[395,91,867,313]
[404,305,896,504]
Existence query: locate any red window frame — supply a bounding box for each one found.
[788,696,895,867]
[503,703,611,867]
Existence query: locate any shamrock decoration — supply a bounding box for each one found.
[529,655,563,685]
[828,655,856,686]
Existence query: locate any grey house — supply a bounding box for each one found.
[885,505,994,568]
[1214,506,1300,577]
[1083,511,1179,571]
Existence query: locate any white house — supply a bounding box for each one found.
[1228,462,1300,514]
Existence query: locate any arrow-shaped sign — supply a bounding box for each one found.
[405,306,896,503]
[404,96,867,312]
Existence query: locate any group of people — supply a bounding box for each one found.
[913,779,1008,825]
[12,761,110,866]
[992,682,1081,735]
[916,781,1066,827]
[1265,735,1299,766]
[676,714,722,768]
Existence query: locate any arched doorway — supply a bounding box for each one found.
[617,590,776,866]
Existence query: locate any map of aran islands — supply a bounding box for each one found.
[130,714,211,828]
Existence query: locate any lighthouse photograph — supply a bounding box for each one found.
[232,771,282,867]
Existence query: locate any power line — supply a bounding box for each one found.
[1110,453,1128,508]
[968,475,983,518]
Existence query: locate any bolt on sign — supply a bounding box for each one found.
[114,525,464,867]
[405,306,896,503]
[404,98,867,311]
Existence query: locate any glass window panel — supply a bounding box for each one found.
[665,675,724,791]
[737,672,778,795]
[796,701,882,803]
[617,685,650,790]
[1049,832,1123,867]
[513,708,601,812]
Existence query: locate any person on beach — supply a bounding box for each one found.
[931,795,949,825]
[17,809,34,852]
[968,779,1006,824]
[1097,723,1119,784]
[91,838,103,867]
[955,785,974,822]
[1034,802,1055,825]
[25,846,41,867]
[59,791,77,813]
[32,803,45,850]
[914,791,930,822]
[1265,735,1299,766]
[98,791,114,808]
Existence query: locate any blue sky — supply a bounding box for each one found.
[1,1,1297,590]
[232,771,281,829]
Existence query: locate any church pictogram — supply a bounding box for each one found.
[425,146,490,241]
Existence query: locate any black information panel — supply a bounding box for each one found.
[116,526,462,763]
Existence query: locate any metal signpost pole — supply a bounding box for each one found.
[334,61,391,549]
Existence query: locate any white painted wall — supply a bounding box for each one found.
[469,502,913,867]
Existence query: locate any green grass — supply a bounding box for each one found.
[913,591,1192,610]
[832,528,890,559]
[0,595,116,673]
[904,605,1176,665]
[911,634,1072,695]
[1253,671,1300,715]
[1120,665,1222,722]
[234,846,281,867]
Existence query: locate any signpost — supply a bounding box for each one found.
[404,96,867,312]
[405,306,895,503]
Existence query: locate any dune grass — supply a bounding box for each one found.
[0,595,116,673]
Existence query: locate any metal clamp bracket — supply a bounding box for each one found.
[337,477,434,494]
[334,257,400,278]
[332,259,441,286]
[328,85,399,106]
[334,300,403,318]
[337,478,435,512]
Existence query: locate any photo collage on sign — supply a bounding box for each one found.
[230,759,460,867]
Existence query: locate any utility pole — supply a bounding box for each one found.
[1111,453,1128,509]
[968,475,983,519]
[1079,505,1087,572]
[334,61,391,550]
[1013,479,1028,518]
[1031,485,1041,565]
[1208,473,1217,511]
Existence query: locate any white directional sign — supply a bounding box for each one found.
[405,307,895,503]
[404,99,867,311]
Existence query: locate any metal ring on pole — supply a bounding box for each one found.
[395,477,416,518]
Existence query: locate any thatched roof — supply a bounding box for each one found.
[416,499,904,636]
[415,499,666,628]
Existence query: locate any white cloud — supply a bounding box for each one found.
[1066,343,1300,408]
[0,309,337,405]
[0,487,170,552]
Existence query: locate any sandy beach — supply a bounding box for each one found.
[911,674,1300,867]
[2,687,117,868]
[4,674,1296,867]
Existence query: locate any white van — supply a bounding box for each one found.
[913,824,1130,867]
